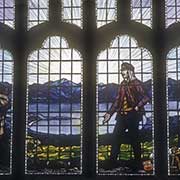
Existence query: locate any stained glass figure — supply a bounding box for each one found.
[97,35,154,175]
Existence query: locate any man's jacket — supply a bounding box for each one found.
[107,78,150,116]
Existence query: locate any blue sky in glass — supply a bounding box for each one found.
[28,36,82,85]
[166,0,180,27]
[97,35,152,84]
[0,0,14,28]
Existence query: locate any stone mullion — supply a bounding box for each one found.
[152,0,167,178]
[82,0,96,177]
[117,0,131,24]
[13,0,28,179]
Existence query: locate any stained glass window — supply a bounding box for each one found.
[131,0,152,28]
[28,0,49,29]
[0,0,14,28]
[26,36,83,174]
[97,35,154,175]
[166,0,180,27]
[0,48,13,174]
[167,47,180,175]
[96,0,116,28]
[62,0,82,28]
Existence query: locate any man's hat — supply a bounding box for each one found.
[121,62,134,72]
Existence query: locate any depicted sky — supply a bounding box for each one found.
[97,35,152,84]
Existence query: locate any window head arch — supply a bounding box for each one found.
[26,36,83,174]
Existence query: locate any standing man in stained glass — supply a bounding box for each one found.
[0,86,10,167]
[0,91,9,136]
[103,62,150,171]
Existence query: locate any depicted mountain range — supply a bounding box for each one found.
[0,78,180,103]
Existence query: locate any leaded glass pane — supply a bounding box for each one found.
[131,0,152,28]
[26,36,83,174]
[28,0,49,29]
[96,0,116,28]
[0,0,14,28]
[166,0,180,27]
[62,0,82,28]
[167,47,180,175]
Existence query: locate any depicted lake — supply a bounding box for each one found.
[27,103,156,135]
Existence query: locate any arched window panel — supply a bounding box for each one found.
[62,0,82,28]
[28,0,49,29]
[26,36,83,174]
[96,0,116,28]
[166,0,180,27]
[167,47,180,175]
[131,0,152,28]
[97,35,154,175]
[0,48,13,174]
[0,0,15,28]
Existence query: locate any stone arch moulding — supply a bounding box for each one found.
[27,22,83,55]
[96,21,154,55]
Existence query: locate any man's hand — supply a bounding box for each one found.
[135,106,139,111]
[103,113,111,124]
[0,94,8,107]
